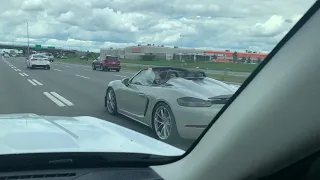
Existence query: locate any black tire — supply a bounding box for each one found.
[30,65,34,69]
[47,66,50,70]
[116,69,120,72]
[100,64,105,71]
[92,64,96,70]
[105,88,118,115]
[152,102,179,143]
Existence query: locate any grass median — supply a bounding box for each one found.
[56,58,247,83]
[121,59,258,73]
[56,57,93,65]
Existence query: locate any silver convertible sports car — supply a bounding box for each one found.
[105,67,238,143]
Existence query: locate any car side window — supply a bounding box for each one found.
[131,69,155,86]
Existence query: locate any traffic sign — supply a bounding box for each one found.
[35,45,41,50]
[47,46,55,49]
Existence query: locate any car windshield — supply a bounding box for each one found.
[106,56,119,60]
[32,55,46,58]
[0,0,316,163]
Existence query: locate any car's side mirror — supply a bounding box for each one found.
[122,78,130,86]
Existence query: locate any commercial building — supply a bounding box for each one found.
[101,45,268,63]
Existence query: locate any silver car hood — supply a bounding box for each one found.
[167,77,238,98]
[0,114,184,156]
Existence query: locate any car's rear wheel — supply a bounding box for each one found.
[106,88,118,115]
[152,102,179,143]
[116,69,120,72]
[92,64,96,70]
[47,66,50,70]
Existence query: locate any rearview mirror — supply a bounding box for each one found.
[122,78,130,86]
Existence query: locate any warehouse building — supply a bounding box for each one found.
[101,45,268,63]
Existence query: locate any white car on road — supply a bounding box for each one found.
[38,52,55,62]
[27,54,50,70]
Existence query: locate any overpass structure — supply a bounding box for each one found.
[0,44,77,55]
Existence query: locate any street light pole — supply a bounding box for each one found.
[27,23,30,57]
[179,35,184,62]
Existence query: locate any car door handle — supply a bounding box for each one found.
[138,93,145,96]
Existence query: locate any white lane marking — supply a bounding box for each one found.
[23,73,29,76]
[11,66,16,68]
[32,79,43,86]
[53,69,62,72]
[19,73,25,76]
[50,92,74,106]
[84,69,92,71]
[122,71,135,74]
[76,74,90,79]
[113,74,127,78]
[44,92,66,107]
[9,64,13,66]
[16,69,21,71]
[27,79,37,86]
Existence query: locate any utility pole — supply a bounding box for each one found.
[27,23,30,57]
[179,35,184,62]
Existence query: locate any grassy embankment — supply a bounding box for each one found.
[57,58,257,83]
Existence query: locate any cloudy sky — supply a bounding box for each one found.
[0,0,316,52]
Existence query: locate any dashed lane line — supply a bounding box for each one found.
[32,79,43,85]
[113,74,128,78]
[76,74,90,79]
[43,92,74,107]
[27,79,37,86]
[50,92,74,106]
[43,92,66,107]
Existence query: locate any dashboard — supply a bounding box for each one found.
[0,168,162,180]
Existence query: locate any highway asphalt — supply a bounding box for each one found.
[0,56,193,150]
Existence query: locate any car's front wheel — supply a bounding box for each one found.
[100,64,105,71]
[152,102,179,143]
[92,64,96,70]
[105,88,118,115]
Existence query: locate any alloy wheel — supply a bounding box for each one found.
[106,90,116,113]
[154,106,172,140]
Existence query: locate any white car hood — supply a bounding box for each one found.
[0,114,184,156]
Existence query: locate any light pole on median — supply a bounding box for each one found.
[27,23,30,57]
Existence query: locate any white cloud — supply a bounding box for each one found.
[0,0,316,52]
[21,0,44,12]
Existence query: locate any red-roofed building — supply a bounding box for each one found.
[204,51,268,63]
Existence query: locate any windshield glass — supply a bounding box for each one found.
[0,0,315,159]
[32,55,46,58]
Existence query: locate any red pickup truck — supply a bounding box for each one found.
[92,55,121,72]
